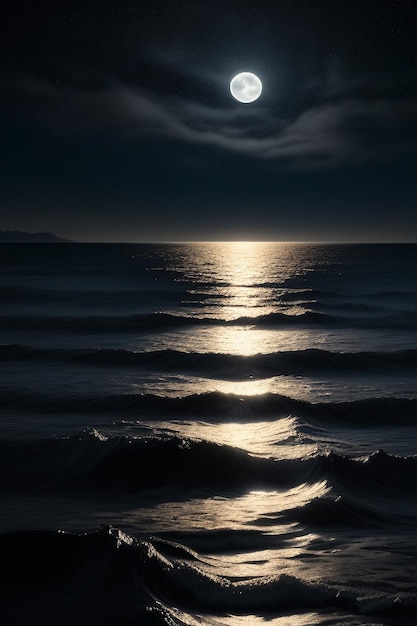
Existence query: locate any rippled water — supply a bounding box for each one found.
[0,242,417,625]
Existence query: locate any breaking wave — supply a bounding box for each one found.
[1,525,416,626]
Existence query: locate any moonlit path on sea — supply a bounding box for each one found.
[0,242,417,625]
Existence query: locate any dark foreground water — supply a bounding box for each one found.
[0,242,417,625]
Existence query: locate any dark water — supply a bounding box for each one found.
[1,242,417,625]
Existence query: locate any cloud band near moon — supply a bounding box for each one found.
[4,64,417,171]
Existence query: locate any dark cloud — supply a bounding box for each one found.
[6,66,417,171]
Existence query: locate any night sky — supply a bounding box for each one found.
[2,0,416,242]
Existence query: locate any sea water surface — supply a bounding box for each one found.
[0,242,417,625]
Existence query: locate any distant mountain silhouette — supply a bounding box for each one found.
[0,231,72,243]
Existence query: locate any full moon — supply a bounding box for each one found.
[230,72,262,103]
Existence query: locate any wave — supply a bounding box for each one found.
[280,491,385,527]
[0,429,283,493]
[0,526,171,625]
[1,389,416,425]
[2,344,417,378]
[2,309,417,331]
[0,311,211,331]
[279,288,417,301]
[3,283,415,310]
[0,525,416,625]
[1,430,417,500]
[0,284,198,307]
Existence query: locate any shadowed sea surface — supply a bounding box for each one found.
[0,242,416,625]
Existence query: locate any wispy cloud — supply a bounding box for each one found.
[5,69,417,169]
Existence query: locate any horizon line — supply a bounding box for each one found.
[63,238,417,244]
[1,231,416,244]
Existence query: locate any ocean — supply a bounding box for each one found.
[0,241,416,625]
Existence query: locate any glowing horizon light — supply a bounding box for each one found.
[230,72,262,103]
